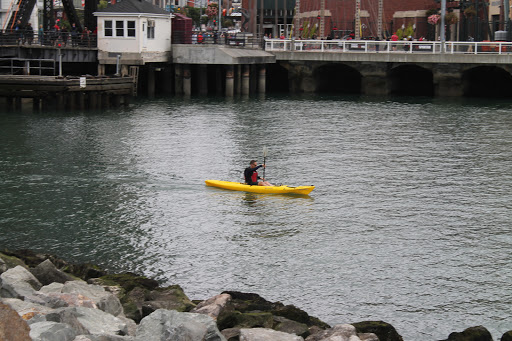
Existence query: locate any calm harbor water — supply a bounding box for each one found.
[0,95,511,340]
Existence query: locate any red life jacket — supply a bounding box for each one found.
[251,171,258,183]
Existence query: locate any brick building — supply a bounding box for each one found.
[296,0,439,39]
[240,0,497,41]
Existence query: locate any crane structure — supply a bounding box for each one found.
[319,0,325,39]
[377,0,383,39]
[354,0,361,39]
[294,0,300,37]
[3,0,93,34]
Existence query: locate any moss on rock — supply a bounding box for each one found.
[1,249,46,267]
[445,326,493,341]
[0,252,28,270]
[217,291,330,334]
[145,284,195,312]
[272,304,330,329]
[61,263,107,280]
[217,311,274,330]
[96,273,159,292]
[501,331,512,341]
[352,321,404,341]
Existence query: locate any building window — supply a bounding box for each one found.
[104,19,137,38]
[127,21,136,37]
[105,20,113,36]
[116,21,124,36]
[147,20,155,39]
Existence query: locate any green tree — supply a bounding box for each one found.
[222,19,233,28]
[404,23,414,39]
[396,28,403,40]
[98,0,107,9]
[186,7,201,27]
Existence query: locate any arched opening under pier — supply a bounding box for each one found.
[314,64,362,94]
[266,63,290,93]
[462,66,512,98]
[389,65,434,96]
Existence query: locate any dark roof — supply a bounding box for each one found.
[97,0,170,15]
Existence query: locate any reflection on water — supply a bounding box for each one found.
[1,95,511,340]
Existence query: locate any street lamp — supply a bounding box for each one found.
[440,0,446,52]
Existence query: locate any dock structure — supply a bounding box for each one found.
[0,75,134,111]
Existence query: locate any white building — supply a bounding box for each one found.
[95,0,172,75]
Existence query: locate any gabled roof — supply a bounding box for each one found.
[96,0,170,15]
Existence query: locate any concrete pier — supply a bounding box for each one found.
[258,66,266,93]
[242,65,250,96]
[226,65,235,97]
[198,65,208,96]
[147,68,156,98]
[183,65,192,96]
[236,65,242,95]
[174,64,183,95]
[0,75,134,112]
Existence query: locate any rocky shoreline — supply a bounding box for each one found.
[0,249,510,341]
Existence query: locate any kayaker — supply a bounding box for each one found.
[244,160,273,186]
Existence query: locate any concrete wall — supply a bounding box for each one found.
[279,58,512,97]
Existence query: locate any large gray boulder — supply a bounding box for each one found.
[135,309,226,341]
[29,321,77,341]
[1,297,54,323]
[141,285,195,317]
[73,334,135,341]
[25,291,98,310]
[40,282,65,293]
[46,306,129,336]
[0,301,31,341]
[192,293,231,320]
[61,281,123,316]
[30,259,74,285]
[306,324,377,341]
[0,265,42,299]
[359,334,380,341]
[240,328,304,341]
[273,316,309,337]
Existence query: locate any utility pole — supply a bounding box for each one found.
[284,0,287,37]
[355,0,361,39]
[252,0,257,34]
[505,0,510,40]
[377,0,383,39]
[294,0,300,38]
[440,0,446,52]
[320,0,325,38]
[275,0,278,37]
[218,0,222,31]
[260,0,264,36]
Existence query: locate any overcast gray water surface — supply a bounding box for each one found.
[0,95,511,340]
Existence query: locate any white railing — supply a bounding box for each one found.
[264,39,512,55]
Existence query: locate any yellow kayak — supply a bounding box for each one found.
[205,180,315,195]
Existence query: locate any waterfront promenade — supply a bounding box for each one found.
[2,37,512,99]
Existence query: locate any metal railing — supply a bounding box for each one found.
[172,31,264,49]
[0,30,97,48]
[265,39,512,55]
[0,58,56,75]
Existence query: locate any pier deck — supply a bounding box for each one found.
[0,75,135,111]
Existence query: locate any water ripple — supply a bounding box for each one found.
[0,96,511,340]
